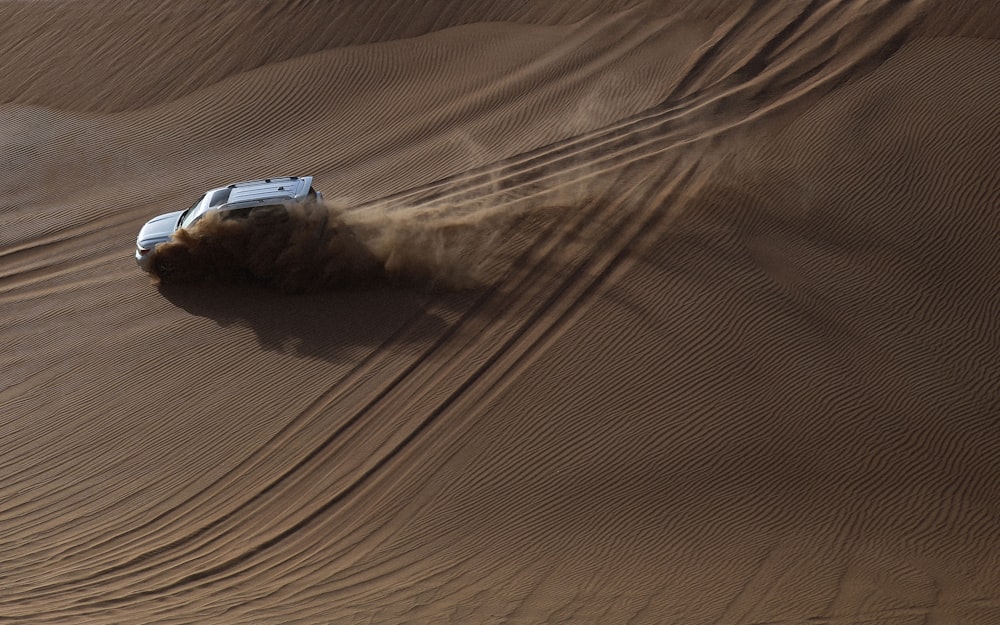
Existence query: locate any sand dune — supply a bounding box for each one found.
[2,0,998,623]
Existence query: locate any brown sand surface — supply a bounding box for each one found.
[2,0,998,623]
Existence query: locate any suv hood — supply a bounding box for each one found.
[137,209,184,248]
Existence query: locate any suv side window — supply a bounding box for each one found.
[209,188,232,207]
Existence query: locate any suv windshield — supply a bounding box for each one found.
[180,189,233,228]
[178,197,204,228]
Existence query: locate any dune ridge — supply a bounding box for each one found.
[2,0,998,623]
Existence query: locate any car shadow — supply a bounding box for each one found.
[157,281,469,363]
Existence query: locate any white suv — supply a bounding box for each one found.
[135,176,323,271]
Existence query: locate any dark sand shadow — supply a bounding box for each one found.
[157,281,465,363]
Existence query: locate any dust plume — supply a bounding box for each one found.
[148,200,512,292]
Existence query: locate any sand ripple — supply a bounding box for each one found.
[1,1,998,623]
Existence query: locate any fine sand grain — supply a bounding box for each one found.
[2,1,998,623]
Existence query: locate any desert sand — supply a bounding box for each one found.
[1,0,998,623]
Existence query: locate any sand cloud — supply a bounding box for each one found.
[148,200,506,292]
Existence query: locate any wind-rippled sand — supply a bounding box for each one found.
[1,1,998,623]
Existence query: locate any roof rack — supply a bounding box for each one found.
[227,176,302,189]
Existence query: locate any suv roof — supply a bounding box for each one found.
[225,176,312,203]
[180,176,315,228]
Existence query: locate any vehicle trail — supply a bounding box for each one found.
[148,200,524,292]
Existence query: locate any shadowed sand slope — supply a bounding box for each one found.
[1,0,998,623]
